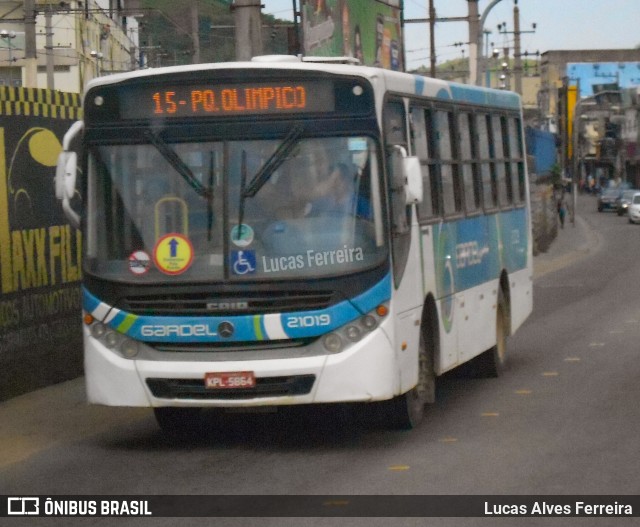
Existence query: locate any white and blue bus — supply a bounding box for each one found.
[56,56,532,431]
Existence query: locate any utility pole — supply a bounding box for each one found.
[495,1,535,92]
[190,0,201,63]
[45,8,54,89]
[405,4,469,78]
[513,0,522,95]
[467,0,479,86]
[23,0,37,87]
[475,0,504,85]
[428,0,436,77]
[290,0,302,55]
[232,0,263,61]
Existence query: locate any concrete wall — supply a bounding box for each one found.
[531,183,558,256]
[0,87,83,401]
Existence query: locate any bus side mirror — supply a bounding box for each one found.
[403,156,423,205]
[55,151,77,200]
[55,120,83,230]
[389,145,423,206]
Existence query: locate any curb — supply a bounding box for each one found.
[533,215,601,279]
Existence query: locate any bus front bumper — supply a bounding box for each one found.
[84,325,400,408]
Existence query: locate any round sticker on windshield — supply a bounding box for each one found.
[230,224,254,247]
[153,233,194,275]
[128,250,151,275]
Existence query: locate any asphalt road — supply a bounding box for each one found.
[2,193,640,527]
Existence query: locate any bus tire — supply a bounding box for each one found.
[154,407,203,437]
[384,330,434,430]
[474,289,508,377]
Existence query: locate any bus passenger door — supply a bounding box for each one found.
[384,100,425,395]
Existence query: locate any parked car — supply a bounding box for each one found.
[627,193,640,224]
[598,188,621,212]
[616,189,638,216]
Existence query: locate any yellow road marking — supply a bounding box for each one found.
[439,437,458,443]
[515,389,532,395]
[542,371,559,377]
[564,357,581,362]
[388,465,410,471]
[0,378,149,469]
[481,412,499,417]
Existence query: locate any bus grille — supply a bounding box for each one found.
[146,375,315,400]
[148,339,313,353]
[120,291,334,315]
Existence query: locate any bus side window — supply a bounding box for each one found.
[500,115,515,205]
[508,117,526,204]
[458,112,480,213]
[385,101,407,146]
[410,106,438,221]
[435,109,462,216]
[476,114,497,210]
[491,115,510,207]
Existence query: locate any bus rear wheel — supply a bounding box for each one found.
[474,290,508,377]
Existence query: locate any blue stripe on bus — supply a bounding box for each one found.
[83,289,102,313]
[413,76,520,111]
[432,208,529,297]
[82,273,391,343]
[448,84,521,109]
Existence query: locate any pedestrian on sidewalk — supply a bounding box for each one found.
[557,194,567,229]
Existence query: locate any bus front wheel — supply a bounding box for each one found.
[154,407,203,437]
[384,331,434,430]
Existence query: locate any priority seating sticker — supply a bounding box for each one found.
[153,233,194,275]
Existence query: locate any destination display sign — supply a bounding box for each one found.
[119,80,336,119]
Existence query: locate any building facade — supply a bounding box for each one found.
[539,49,640,123]
[621,87,640,187]
[0,0,140,93]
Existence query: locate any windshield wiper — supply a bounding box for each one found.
[144,130,212,199]
[236,125,303,238]
[237,150,249,237]
[242,125,303,198]
[207,151,215,241]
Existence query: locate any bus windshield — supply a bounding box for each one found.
[85,135,386,283]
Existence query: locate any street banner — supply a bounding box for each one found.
[302,0,404,71]
[0,87,83,400]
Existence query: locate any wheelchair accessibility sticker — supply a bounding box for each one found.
[153,233,194,275]
[231,250,256,275]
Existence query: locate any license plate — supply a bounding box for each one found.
[205,371,255,389]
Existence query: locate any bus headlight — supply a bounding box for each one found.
[88,319,140,358]
[322,305,388,353]
[361,315,377,330]
[345,325,362,342]
[323,333,343,353]
[120,339,140,358]
[90,322,107,339]
[104,331,121,348]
